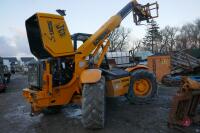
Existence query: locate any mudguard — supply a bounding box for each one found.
[80,69,102,84]
[125,65,148,73]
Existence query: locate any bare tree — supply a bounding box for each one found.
[141,18,200,54]
[176,22,199,50]
[176,33,188,50]
[195,19,200,48]
[160,26,178,53]
[108,18,200,54]
[108,27,131,52]
[129,40,141,56]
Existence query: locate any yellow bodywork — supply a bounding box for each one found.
[23,0,158,113]
[125,65,148,72]
[80,69,102,84]
[23,61,80,112]
[36,13,74,57]
[133,79,152,96]
[106,77,130,97]
[23,12,122,112]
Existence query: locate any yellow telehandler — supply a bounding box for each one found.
[23,0,159,129]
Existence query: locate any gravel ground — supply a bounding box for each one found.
[0,73,199,133]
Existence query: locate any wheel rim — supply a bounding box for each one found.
[133,79,152,97]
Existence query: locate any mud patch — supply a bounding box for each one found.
[0,74,199,133]
[62,106,82,119]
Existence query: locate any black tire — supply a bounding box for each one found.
[82,76,106,129]
[127,69,157,104]
[7,75,11,83]
[2,88,6,92]
[42,106,62,115]
[0,88,6,93]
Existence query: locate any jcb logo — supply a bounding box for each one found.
[47,21,66,42]
[56,24,66,37]
[47,21,56,42]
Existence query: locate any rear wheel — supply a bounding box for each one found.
[2,88,6,92]
[0,88,6,93]
[127,69,157,104]
[82,76,105,129]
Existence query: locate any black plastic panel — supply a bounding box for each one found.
[25,14,51,59]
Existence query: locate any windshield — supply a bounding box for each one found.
[28,61,43,89]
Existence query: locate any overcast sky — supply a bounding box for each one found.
[0,0,200,57]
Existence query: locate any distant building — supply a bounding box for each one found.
[3,59,11,71]
[21,57,35,65]
[106,51,153,66]
[0,57,3,75]
[135,51,153,60]
[3,57,18,65]
[0,57,3,64]
[107,52,130,64]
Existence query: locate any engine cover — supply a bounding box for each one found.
[26,13,74,59]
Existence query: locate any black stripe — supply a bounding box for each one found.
[117,2,133,20]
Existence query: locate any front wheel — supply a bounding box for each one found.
[81,76,106,129]
[126,69,157,104]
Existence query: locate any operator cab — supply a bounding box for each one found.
[28,58,75,89]
[28,33,92,89]
[71,33,130,80]
[71,33,92,50]
[50,57,74,87]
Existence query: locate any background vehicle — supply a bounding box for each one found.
[0,58,7,92]
[0,75,6,92]
[3,65,11,83]
[10,62,16,74]
[3,59,11,72]
[23,0,159,129]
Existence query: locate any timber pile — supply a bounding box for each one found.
[171,51,200,75]
[161,75,181,87]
